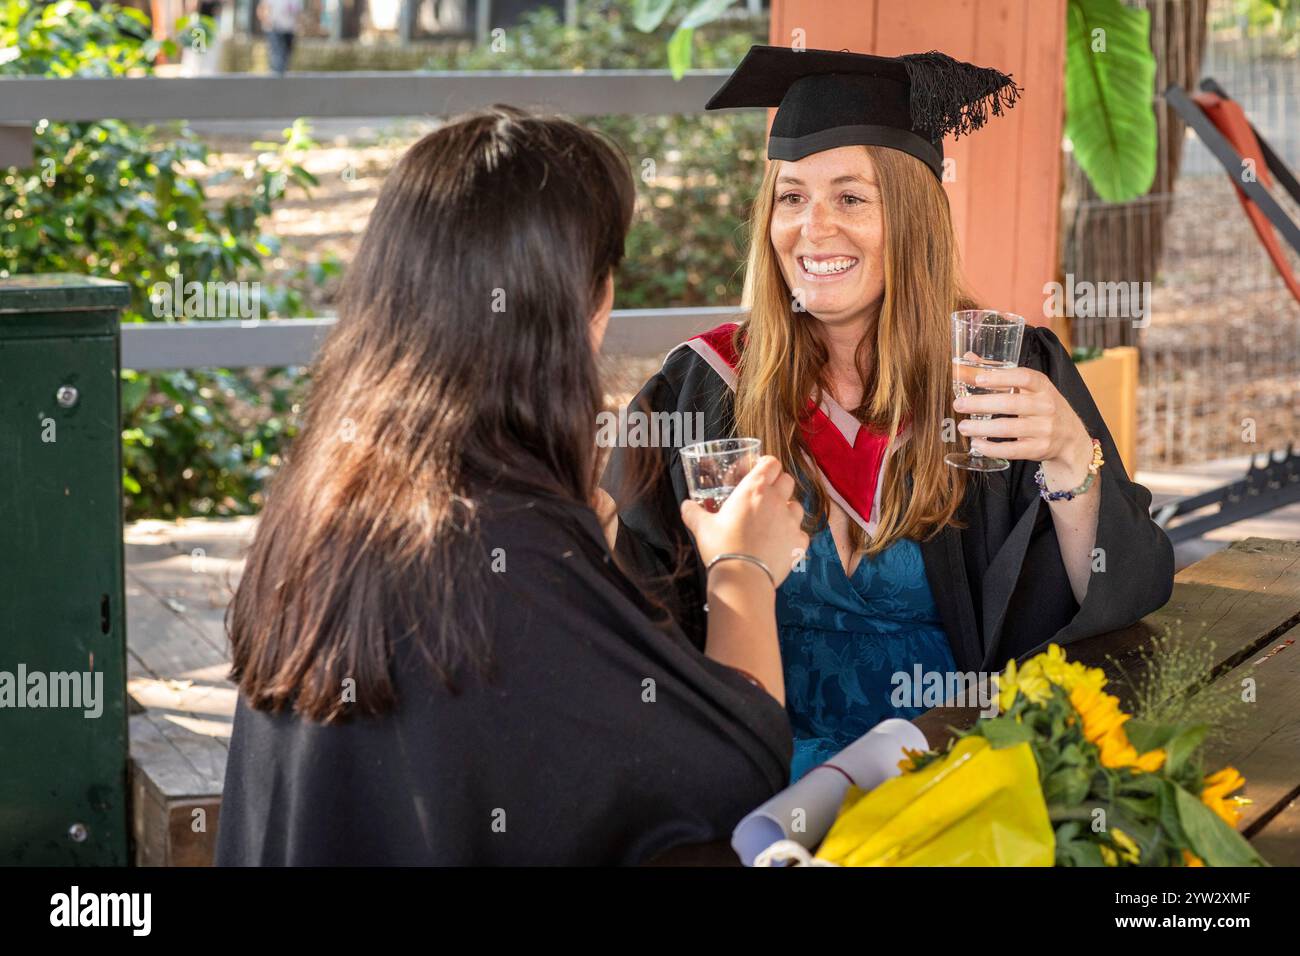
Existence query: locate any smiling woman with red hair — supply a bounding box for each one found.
[604,45,1175,780]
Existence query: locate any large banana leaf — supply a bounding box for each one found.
[632,0,675,32]
[1064,0,1158,202]
[631,0,739,79]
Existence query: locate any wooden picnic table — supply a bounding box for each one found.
[653,536,1300,866]
[126,529,1299,866]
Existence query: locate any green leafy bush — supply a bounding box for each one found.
[2,0,764,518]
[0,0,322,519]
[427,1,768,307]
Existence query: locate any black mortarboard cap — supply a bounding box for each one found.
[705,45,1021,180]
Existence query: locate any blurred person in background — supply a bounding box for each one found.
[263,0,302,75]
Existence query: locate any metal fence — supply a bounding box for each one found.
[0,67,749,369]
[1064,0,1300,469]
[0,69,732,123]
[119,307,743,369]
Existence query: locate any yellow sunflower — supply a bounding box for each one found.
[1069,682,1166,772]
[997,646,1165,771]
[995,654,1051,711]
[1201,767,1251,828]
[1112,827,1141,864]
[996,644,1108,712]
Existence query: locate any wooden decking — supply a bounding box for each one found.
[125,517,254,866]
[124,459,1300,865]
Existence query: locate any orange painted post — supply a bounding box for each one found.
[767,0,1067,327]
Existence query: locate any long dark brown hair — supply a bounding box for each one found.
[227,106,636,722]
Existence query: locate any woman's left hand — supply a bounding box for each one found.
[953,366,1094,474]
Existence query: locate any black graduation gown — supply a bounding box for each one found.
[603,323,1176,674]
[215,488,792,866]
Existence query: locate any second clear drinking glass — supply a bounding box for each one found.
[945,310,1026,472]
[680,438,761,512]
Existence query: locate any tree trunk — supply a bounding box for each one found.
[1061,0,1211,349]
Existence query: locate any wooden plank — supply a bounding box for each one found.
[0,71,734,124]
[130,763,171,867]
[768,0,875,51]
[125,517,251,867]
[1201,624,1300,833]
[914,538,1300,746]
[128,709,228,867]
[128,710,227,801]
[125,570,229,679]
[912,703,982,749]
[1251,795,1300,866]
[968,0,1029,315]
[128,712,217,806]
[131,756,223,867]
[124,517,255,679]
[129,515,258,561]
[121,309,758,370]
[874,0,979,261]
[164,798,222,867]
[129,672,237,725]
[1014,0,1068,321]
[1069,538,1300,707]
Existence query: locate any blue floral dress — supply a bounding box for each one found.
[776,523,955,781]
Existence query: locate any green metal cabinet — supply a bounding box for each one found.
[0,274,130,865]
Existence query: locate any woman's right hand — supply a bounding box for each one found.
[679,455,808,588]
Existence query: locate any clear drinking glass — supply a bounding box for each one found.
[680,438,762,512]
[945,310,1026,472]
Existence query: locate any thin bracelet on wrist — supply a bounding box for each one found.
[703,552,776,613]
[707,552,776,588]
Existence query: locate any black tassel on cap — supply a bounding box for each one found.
[703,44,1023,176]
[901,50,1022,141]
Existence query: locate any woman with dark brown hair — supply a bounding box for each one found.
[215,106,807,866]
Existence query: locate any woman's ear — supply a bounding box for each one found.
[589,271,614,353]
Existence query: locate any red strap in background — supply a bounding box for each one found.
[1193,91,1300,303]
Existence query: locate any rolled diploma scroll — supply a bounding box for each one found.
[731,718,929,866]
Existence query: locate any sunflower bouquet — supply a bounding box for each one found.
[813,644,1267,867]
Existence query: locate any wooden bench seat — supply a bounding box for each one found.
[125,518,254,866]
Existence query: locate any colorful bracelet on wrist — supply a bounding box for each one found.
[1035,438,1104,502]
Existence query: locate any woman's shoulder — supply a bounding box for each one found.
[1017,323,1072,374]
[474,485,603,560]
[637,321,745,419]
[659,320,746,382]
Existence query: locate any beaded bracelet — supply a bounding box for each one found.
[1034,438,1104,501]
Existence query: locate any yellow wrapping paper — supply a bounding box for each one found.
[815,735,1055,866]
